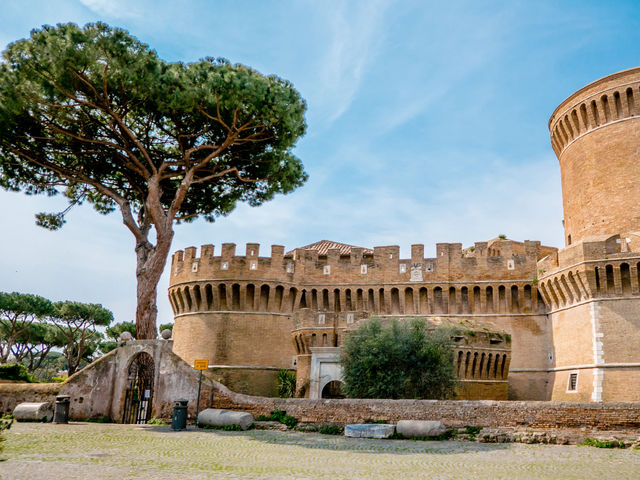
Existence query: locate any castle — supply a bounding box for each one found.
[168,67,640,402]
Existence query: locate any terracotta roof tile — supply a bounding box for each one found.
[286,240,373,256]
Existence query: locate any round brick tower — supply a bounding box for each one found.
[549,67,640,246]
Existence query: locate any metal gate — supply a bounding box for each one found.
[122,352,155,424]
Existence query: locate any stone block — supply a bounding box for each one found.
[396,420,446,438]
[197,408,254,430]
[13,402,53,422]
[344,424,395,439]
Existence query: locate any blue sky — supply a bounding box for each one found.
[1,0,639,327]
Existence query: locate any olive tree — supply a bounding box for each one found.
[340,318,458,399]
[0,23,307,339]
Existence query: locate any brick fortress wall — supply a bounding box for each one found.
[549,67,640,246]
[543,67,640,402]
[169,238,556,399]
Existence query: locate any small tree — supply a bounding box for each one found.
[0,23,307,339]
[26,351,67,382]
[158,322,173,333]
[8,322,64,372]
[50,301,113,375]
[340,318,457,399]
[276,369,296,398]
[0,292,54,363]
[100,320,136,353]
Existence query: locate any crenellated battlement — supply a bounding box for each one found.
[549,67,640,157]
[537,232,640,311]
[170,238,555,287]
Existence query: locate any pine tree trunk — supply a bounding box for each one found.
[136,278,158,340]
[134,228,173,340]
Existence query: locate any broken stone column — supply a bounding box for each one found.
[396,420,446,438]
[197,408,254,430]
[13,402,53,422]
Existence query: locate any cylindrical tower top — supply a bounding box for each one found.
[549,67,640,246]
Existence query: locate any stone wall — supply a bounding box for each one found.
[0,340,216,421]
[2,347,640,431]
[0,382,62,415]
[211,382,640,430]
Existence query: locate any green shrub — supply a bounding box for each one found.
[465,426,482,435]
[319,425,341,435]
[257,409,298,429]
[363,419,389,424]
[276,369,296,398]
[340,319,457,399]
[0,363,36,382]
[582,438,625,449]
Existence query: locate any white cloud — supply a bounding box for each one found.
[310,0,392,125]
[79,0,144,19]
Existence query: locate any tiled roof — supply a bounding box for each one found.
[287,240,374,256]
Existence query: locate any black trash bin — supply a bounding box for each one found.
[53,395,71,424]
[171,400,188,431]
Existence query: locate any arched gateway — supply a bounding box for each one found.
[122,352,155,424]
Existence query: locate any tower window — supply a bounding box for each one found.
[567,372,578,392]
[567,235,572,245]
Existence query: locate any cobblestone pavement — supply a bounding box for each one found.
[1,422,639,480]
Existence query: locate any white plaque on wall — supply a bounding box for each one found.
[410,263,423,282]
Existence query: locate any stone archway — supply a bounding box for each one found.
[122,351,155,424]
[321,380,345,399]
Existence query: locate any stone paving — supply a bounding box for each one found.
[0,422,639,479]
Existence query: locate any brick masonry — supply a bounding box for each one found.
[211,381,640,430]
[169,67,640,404]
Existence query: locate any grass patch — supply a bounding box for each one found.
[146,417,167,426]
[85,415,112,423]
[319,425,341,435]
[582,438,625,449]
[200,424,245,431]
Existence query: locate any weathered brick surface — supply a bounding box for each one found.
[549,67,640,246]
[212,383,640,430]
[169,238,553,399]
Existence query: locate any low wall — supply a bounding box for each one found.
[212,383,640,430]
[2,344,639,431]
[0,383,62,414]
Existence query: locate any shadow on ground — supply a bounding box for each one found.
[138,424,510,455]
